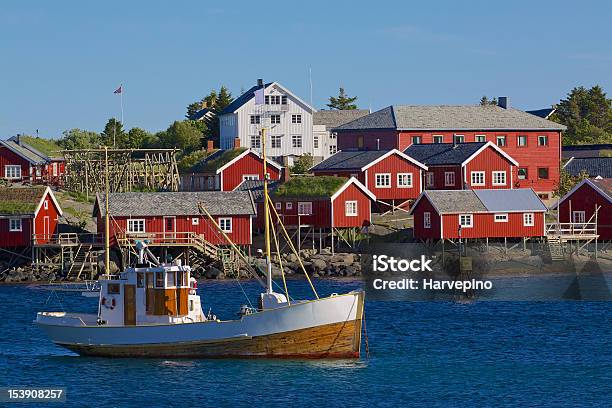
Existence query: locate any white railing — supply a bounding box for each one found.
[546,222,597,236]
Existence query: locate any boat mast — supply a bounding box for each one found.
[104,146,110,278]
[261,127,273,294]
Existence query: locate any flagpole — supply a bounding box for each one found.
[120,83,124,128]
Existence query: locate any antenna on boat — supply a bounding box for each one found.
[104,146,110,278]
[262,126,273,294]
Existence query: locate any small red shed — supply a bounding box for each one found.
[310,149,427,211]
[555,178,612,240]
[404,142,519,190]
[181,148,283,192]
[94,190,256,247]
[0,138,65,185]
[0,186,63,247]
[410,188,547,240]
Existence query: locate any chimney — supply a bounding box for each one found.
[452,134,457,148]
[376,138,380,151]
[234,137,240,149]
[16,134,21,145]
[281,167,290,183]
[206,140,214,152]
[257,78,263,88]
[498,96,509,109]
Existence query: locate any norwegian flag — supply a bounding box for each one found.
[113,85,122,94]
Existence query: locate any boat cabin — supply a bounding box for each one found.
[99,259,204,326]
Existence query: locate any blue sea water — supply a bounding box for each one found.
[0,279,610,407]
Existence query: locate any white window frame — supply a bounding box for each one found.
[572,211,585,224]
[523,213,534,227]
[127,219,146,233]
[329,145,337,155]
[242,174,259,181]
[426,172,434,187]
[271,134,282,149]
[518,168,528,180]
[52,162,58,176]
[517,135,527,147]
[250,134,261,148]
[313,135,319,149]
[275,202,282,210]
[444,172,455,187]
[423,212,431,229]
[454,134,465,143]
[475,135,486,142]
[4,165,21,179]
[9,218,22,232]
[250,115,261,124]
[345,200,358,217]
[412,135,422,145]
[397,173,413,188]
[471,171,485,186]
[270,114,281,124]
[496,135,506,147]
[291,134,302,148]
[286,202,293,210]
[219,217,232,232]
[43,200,48,210]
[375,173,391,188]
[494,213,508,223]
[459,214,473,228]
[291,114,302,124]
[492,171,507,186]
[433,135,443,144]
[297,202,312,215]
[192,217,199,226]
[538,135,548,146]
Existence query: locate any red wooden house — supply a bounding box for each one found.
[181,148,283,192]
[0,137,65,185]
[410,189,547,240]
[0,186,63,247]
[404,141,518,190]
[93,191,256,247]
[237,176,376,231]
[309,149,427,211]
[555,178,612,240]
[334,102,566,200]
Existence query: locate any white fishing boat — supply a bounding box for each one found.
[36,135,365,358]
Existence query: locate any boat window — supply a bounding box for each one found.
[167,272,175,287]
[137,272,144,288]
[189,300,194,311]
[155,272,164,288]
[176,270,183,287]
[107,283,120,295]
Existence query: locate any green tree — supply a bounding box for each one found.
[480,96,497,106]
[291,154,314,174]
[159,120,202,152]
[551,85,612,145]
[214,86,233,113]
[123,127,153,149]
[59,129,101,150]
[327,87,358,110]
[101,118,125,147]
[554,166,590,197]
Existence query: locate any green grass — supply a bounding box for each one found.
[0,201,36,214]
[177,150,212,172]
[64,190,96,204]
[18,136,62,157]
[191,148,246,173]
[273,176,348,198]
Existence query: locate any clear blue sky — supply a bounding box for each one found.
[1,0,610,138]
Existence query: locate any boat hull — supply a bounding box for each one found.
[37,291,364,359]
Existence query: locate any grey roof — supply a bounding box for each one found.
[234,179,280,201]
[404,142,486,165]
[564,157,612,178]
[586,178,612,199]
[421,189,546,214]
[474,189,547,212]
[562,144,612,159]
[310,150,390,171]
[314,109,370,128]
[335,105,566,131]
[423,190,487,213]
[0,139,48,164]
[219,82,273,115]
[96,191,256,217]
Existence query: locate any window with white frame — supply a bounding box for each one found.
[475,135,486,142]
[492,171,506,186]
[444,172,455,186]
[496,135,507,147]
[518,168,528,180]
[43,200,48,210]
[459,214,473,228]
[286,202,293,210]
[297,202,312,215]
[494,213,508,223]
[538,135,548,146]
[292,134,302,148]
[345,201,358,216]
[266,95,281,105]
[271,115,281,124]
[9,218,22,232]
[281,95,288,105]
[275,202,281,210]
[471,171,485,186]
[242,174,259,181]
[271,134,282,148]
[572,211,585,224]
[219,217,232,232]
[454,135,464,143]
[412,135,422,144]
[375,173,391,188]
[250,115,261,124]
[426,172,434,187]
[291,114,302,124]
[433,135,443,144]
[4,165,21,179]
[329,145,337,155]
[523,213,534,226]
[250,134,261,148]
[192,217,199,225]
[424,212,431,229]
[397,173,413,188]
[517,135,527,146]
[313,135,319,149]
[52,162,58,176]
[127,219,145,233]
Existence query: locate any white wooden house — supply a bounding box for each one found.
[219,80,316,166]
